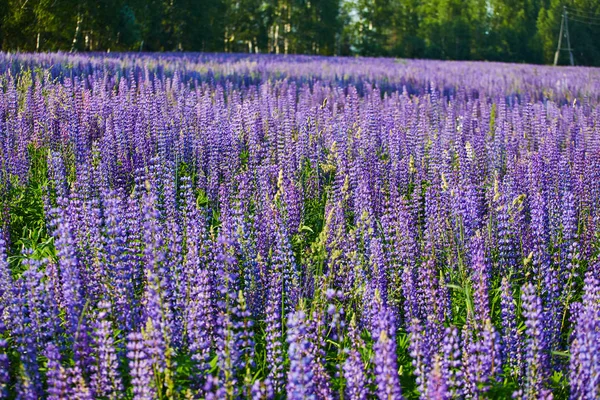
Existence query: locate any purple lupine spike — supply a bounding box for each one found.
[380,194,398,283]
[127,332,156,400]
[66,365,93,400]
[251,379,274,400]
[560,191,580,312]
[286,311,317,400]
[569,271,600,400]
[90,301,123,399]
[480,320,502,382]
[396,198,420,323]
[47,151,69,201]
[470,232,491,322]
[343,319,368,400]
[216,306,240,399]
[369,237,389,305]
[425,355,450,400]
[353,170,374,241]
[441,326,463,397]
[15,362,38,400]
[371,296,403,400]
[186,269,213,376]
[11,277,41,398]
[164,217,185,350]
[462,319,502,398]
[0,336,7,398]
[182,179,212,365]
[408,318,428,394]
[305,309,334,400]
[230,182,262,316]
[265,258,285,394]
[500,277,523,378]
[521,283,550,399]
[458,180,483,242]
[496,194,518,275]
[234,290,255,397]
[0,232,13,322]
[102,191,136,334]
[326,288,345,346]
[272,212,300,313]
[212,233,243,398]
[417,242,450,329]
[529,190,561,349]
[140,189,173,374]
[423,176,447,250]
[77,195,106,302]
[50,206,92,369]
[203,374,228,400]
[50,206,84,337]
[43,258,63,320]
[22,257,61,351]
[45,343,68,400]
[283,178,302,233]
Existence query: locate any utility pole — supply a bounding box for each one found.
[554,6,575,66]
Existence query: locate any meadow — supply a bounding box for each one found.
[0,52,600,399]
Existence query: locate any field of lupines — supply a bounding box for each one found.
[0,52,600,399]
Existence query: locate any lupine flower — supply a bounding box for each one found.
[0,53,598,399]
[140,189,173,375]
[470,232,491,321]
[45,344,68,400]
[521,283,550,399]
[66,365,93,400]
[496,194,518,275]
[343,319,368,400]
[233,291,255,396]
[304,309,334,399]
[51,208,94,372]
[0,233,11,325]
[186,269,213,376]
[251,379,274,399]
[127,332,156,400]
[204,374,228,400]
[426,355,450,400]
[10,278,41,398]
[500,277,523,378]
[371,296,403,399]
[265,260,285,393]
[272,213,300,313]
[90,301,123,399]
[569,271,600,399]
[0,337,8,398]
[102,191,136,334]
[286,311,317,400]
[409,318,429,394]
[462,319,502,397]
[529,190,561,350]
[440,326,463,397]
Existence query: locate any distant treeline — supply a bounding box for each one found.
[1,0,600,66]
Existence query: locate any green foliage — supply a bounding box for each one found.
[3,145,55,276]
[2,0,600,64]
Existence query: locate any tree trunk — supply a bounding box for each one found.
[71,14,82,52]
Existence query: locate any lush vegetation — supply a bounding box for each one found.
[2,0,600,65]
[1,52,600,399]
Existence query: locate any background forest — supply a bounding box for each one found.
[1,0,600,66]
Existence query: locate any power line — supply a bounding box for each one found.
[564,10,600,22]
[569,17,600,27]
[565,7,600,17]
[563,6,600,25]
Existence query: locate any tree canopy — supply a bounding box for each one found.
[1,0,600,65]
